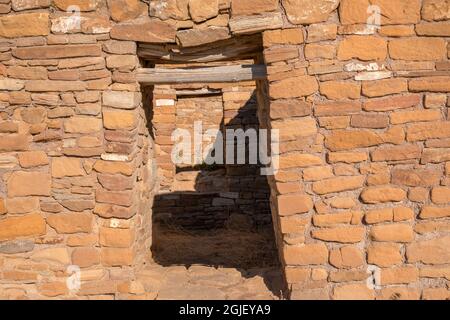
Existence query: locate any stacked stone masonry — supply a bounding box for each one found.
[153,83,271,229]
[0,0,449,300]
[153,80,263,191]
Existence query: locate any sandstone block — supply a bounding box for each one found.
[269,76,318,99]
[232,0,278,16]
[31,247,70,265]
[8,171,51,197]
[94,203,136,219]
[110,21,176,43]
[416,22,450,36]
[389,38,447,61]
[277,194,313,216]
[176,27,230,47]
[371,144,421,162]
[370,224,414,242]
[329,246,364,269]
[108,0,147,22]
[312,176,365,195]
[6,198,39,214]
[391,110,442,125]
[368,243,403,267]
[96,190,134,207]
[13,45,101,60]
[18,151,49,168]
[53,0,98,11]
[283,243,328,265]
[431,187,450,205]
[25,80,86,92]
[229,13,283,34]
[320,81,361,100]
[99,227,134,248]
[0,79,25,91]
[103,91,141,109]
[279,153,322,169]
[0,239,35,254]
[283,0,340,25]
[312,227,365,243]
[315,101,361,116]
[263,28,304,46]
[361,186,406,203]
[93,160,135,176]
[60,200,95,212]
[307,24,337,43]
[72,248,100,268]
[351,114,389,129]
[392,168,440,187]
[409,76,450,92]
[339,0,421,25]
[270,100,311,119]
[362,78,408,97]
[7,66,47,80]
[38,282,68,297]
[106,55,137,70]
[11,0,51,11]
[0,12,49,38]
[305,43,335,60]
[101,248,134,266]
[407,236,450,264]
[337,127,403,151]
[0,134,29,152]
[363,94,421,112]
[64,116,102,134]
[149,0,189,20]
[303,166,333,181]
[338,36,387,61]
[189,0,219,22]
[407,121,450,142]
[0,214,45,242]
[47,213,93,234]
[272,117,317,141]
[381,267,419,285]
[422,288,450,300]
[422,0,450,21]
[420,206,450,219]
[103,110,137,130]
[52,157,84,178]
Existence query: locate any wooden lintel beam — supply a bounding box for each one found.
[137,35,262,63]
[137,64,267,84]
[176,88,222,96]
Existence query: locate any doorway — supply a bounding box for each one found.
[137,35,285,300]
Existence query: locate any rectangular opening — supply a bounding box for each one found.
[138,35,285,300]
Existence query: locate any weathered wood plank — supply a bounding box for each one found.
[229,13,283,35]
[138,36,262,63]
[137,65,267,84]
[175,88,222,96]
[394,70,450,78]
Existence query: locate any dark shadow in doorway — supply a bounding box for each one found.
[150,90,285,298]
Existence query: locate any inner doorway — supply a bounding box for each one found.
[138,36,285,300]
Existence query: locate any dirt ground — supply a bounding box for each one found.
[138,221,285,300]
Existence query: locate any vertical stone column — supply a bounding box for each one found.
[152,86,177,192]
[93,39,157,294]
[261,28,329,298]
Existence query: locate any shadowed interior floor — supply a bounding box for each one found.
[139,220,285,300]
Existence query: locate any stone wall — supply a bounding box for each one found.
[0,0,449,300]
[153,81,271,228]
